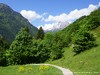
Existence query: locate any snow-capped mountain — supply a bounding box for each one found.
[45,21,69,32]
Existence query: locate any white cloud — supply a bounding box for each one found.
[44,4,98,23]
[40,3,99,31]
[20,10,42,22]
[38,23,54,31]
[20,3,100,31]
[38,21,69,31]
[99,2,100,7]
[42,12,48,16]
[45,13,68,22]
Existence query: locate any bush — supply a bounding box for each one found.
[7,27,33,65]
[72,30,96,54]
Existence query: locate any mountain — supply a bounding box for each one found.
[45,21,69,32]
[0,34,9,51]
[62,8,100,37]
[53,21,69,31]
[0,3,38,43]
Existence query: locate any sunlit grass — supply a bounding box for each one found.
[0,65,62,75]
[48,27,100,75]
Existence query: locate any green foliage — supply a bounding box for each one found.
[0,3,38,43]
[44,32,64,60]
[0,34,9,50]
[36,27,44,40]
[4,27,65,65]
[54,31,71,48]
[7,27,33,65]
[31,39,50,63]
[61,8,100,54]
[72,30,96,54]
[50,25,100,74]
[30,32,65,62]
[50,43,63,60]
[50,42,100,75]
[0,34,9,66]
[86,10,100,30]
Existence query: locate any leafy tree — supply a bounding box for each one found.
[7,27,33,65]
[54,31,71,48]
[31,32,64,62]
[36,27,44,40]
[72,30,96,54]
[86,16,100,30]
[32,39,50,63]
[50,43,64,60]
[44,32,64,60]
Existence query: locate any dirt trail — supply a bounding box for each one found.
[28,64,73,75]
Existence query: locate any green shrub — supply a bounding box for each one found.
[72,30,96,54]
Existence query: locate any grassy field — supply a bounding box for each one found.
[0,65,62,75]
[48,27,100,75]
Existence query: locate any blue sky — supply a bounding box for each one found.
[0,0,100,30]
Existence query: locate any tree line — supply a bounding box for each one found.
[0,27,69,66]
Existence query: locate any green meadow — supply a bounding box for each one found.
[0,65,62,75]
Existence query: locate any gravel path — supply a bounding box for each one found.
[28,64,73,75]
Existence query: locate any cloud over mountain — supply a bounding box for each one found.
[20,10,42,22]
[20,3,100,31]
[38,21,69,31]
[41,3,99,31]
[44,4,98,23]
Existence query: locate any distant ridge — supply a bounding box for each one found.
[0,3,38,43]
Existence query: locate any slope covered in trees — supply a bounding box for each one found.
[61,8,100,54]
[0,34,9,66]
[0,3,38,43]
[49,8,100,75]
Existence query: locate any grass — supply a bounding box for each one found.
[48,27,100,75]
[0,65,62,75]
[49,40,100,75]
[0,26,100,75]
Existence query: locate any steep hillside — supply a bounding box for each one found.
[0,3,38,43]
[62,8,100,42]
[48,8,100,75]
[0,34,9,50]
[49,26,100,75]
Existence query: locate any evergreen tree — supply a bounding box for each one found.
[36,27,44,40]
[7,27,33,65]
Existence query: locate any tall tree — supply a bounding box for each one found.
[36,27,44,40]
[7,27,33,65]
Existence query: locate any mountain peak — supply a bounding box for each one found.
[0,3,13,14]
[0,3,7,6]
[0,3,38,43]
[0,3,10,9]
